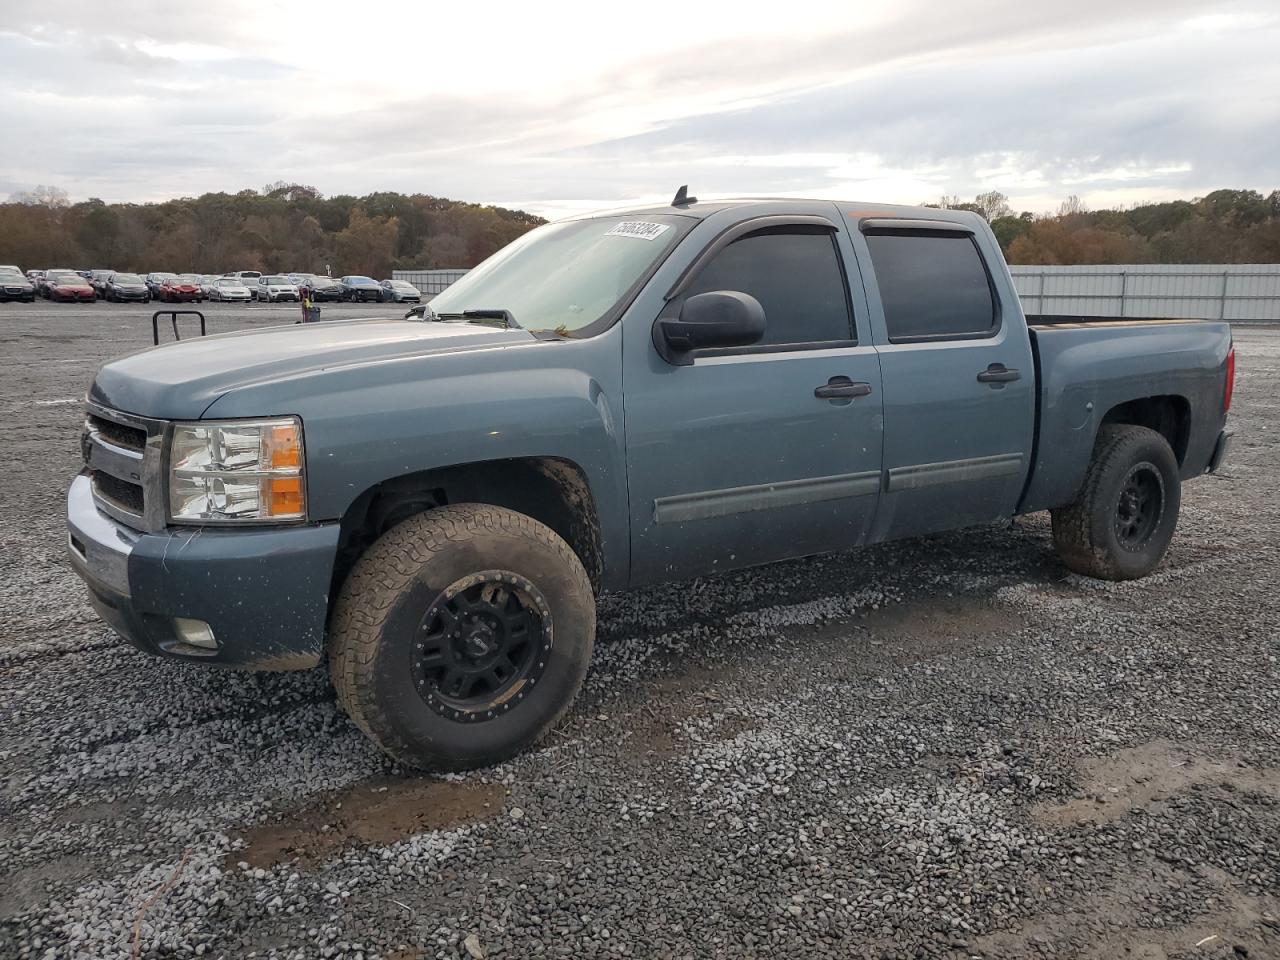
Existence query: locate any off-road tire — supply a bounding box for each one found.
[1051,424,1181,581]
[329,504,595,770]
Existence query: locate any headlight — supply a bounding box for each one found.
[167,417,306,523]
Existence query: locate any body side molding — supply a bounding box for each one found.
[887,453,1025,492]
[654,470,881,524]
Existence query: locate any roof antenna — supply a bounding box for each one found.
[671,185,697,207]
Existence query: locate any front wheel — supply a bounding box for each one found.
[329,504,595,771]
[1051,424,1181,581]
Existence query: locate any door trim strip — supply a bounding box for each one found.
[654,470,882,524]
[886,453,1024,492]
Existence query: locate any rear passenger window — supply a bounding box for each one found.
[682,226,854,347]
[864,232,997,342]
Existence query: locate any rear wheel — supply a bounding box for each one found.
[329,504,595,770]
[1051,424,1181,580]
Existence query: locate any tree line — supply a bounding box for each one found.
[1,184,1277,275]
[0,183,544,277]
[930,188,1280,264]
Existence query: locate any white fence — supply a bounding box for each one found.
[395,263,1280,321]
[391,269,469,297]
[1009,264,1280,321]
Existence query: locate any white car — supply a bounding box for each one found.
[222,270,263,300]
[258,275,300,302]
[208,278,252,302]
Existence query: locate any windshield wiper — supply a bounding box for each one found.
[434,308,521,329]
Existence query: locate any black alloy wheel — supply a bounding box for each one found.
[1114,462,1164,551]
[412,571,552,722]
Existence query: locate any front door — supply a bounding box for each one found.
[624,214,884,585]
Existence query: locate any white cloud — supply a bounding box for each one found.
[0,0,1276,216]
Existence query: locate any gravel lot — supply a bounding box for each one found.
[0,301,1277,960]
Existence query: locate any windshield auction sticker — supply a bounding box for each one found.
[605,221,672,241]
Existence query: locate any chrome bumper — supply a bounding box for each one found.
[67,473,139,596]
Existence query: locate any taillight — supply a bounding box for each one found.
[1223,345,1235,413]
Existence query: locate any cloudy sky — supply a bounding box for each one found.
[1,0,1277,218]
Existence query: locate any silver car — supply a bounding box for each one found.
[208,278,252,302]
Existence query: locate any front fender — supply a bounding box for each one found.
[201,329,629,582]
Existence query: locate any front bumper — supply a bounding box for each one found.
[67,474,340,670]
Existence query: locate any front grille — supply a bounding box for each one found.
[92,471,145,516]
[84,403,167,532]
[88,414,146,453]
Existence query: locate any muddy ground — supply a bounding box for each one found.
[0,302,1277,959]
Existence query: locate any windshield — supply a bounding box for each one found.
[49,273,81,283]
[178,274,201,283]
[264,276,291,284]
[216,279,244,287]
[113,273,142,284]
[345,276,375,286]
[429,215,684,334]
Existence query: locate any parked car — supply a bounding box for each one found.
[67,197,1234,772]
[223,271,263,300]
[0,267,36,302]
[257,275,300,302]
[175,274,207,302]
[157,276,201,303]
[300,276,344,302]
[38,268,78,298]
[380,279,422,303]
[44,270,96,302]
[207,278,252,302]
[26,269,44,288]
[88,270,115,296]
[102,272,151,302]
[199,275,222,298]
[339,275,383,302]
[145,272,177,298]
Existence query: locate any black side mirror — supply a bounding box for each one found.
[654,290,765,366]
[404,304,428,320]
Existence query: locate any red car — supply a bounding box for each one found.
[158,275,202,303]
[44,271,96,302]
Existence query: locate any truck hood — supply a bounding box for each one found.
[90,317,533,419]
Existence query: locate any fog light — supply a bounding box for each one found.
[174,617,218,650]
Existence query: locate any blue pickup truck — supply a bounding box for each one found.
[68,194,1235,770]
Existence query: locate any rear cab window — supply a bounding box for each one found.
[862,230,999,342]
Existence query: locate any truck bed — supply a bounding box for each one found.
[1026,314,1217,329]
[1018,315,1232,514]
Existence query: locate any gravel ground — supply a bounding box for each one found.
[0,301,1277,960]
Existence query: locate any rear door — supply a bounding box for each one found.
[849,216,1035,541]
[624,208,884,584]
